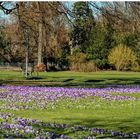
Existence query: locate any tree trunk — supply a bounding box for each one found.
[36,2,43,65]
[38,21,43,65]
[25,47,29,78]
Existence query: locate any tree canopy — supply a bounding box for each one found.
[0,1,140,71]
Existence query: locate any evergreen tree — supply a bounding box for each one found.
[123,33,140,63]
[87,23,115,69]
[71,2,95,53]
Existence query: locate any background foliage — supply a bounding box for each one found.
[0,1,140,72]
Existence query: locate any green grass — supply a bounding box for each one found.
[110,92,140,98]
[0,70,140,138]
[1,97,140,134]
[1,70,140,87]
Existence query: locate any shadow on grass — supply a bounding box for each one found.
[2,77,140,88]
[27,77,44,80]
[0,82,3,86]
[85,79,105,82]
[63,79,73,82]
[53,117,140,133]
[29,116,140,138]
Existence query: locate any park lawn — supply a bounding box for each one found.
[109,92,140,98]
[0,96,140,136]
[1,70,140,87]
[0,71,140,138]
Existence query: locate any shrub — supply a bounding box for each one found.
[68,52,98,72]
[131,62,140,72]
[70,61,98,72]
[35,63,46,72]
[68,52,87,64]
[108,44,139,71]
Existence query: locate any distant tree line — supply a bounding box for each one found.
[0,1,140,71]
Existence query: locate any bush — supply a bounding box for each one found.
[35,63,46,72]
[68,52,87,64]
[70,61,98,72]
[108,44,139,71]
[68,52,98,72]
[131,62,140,72]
